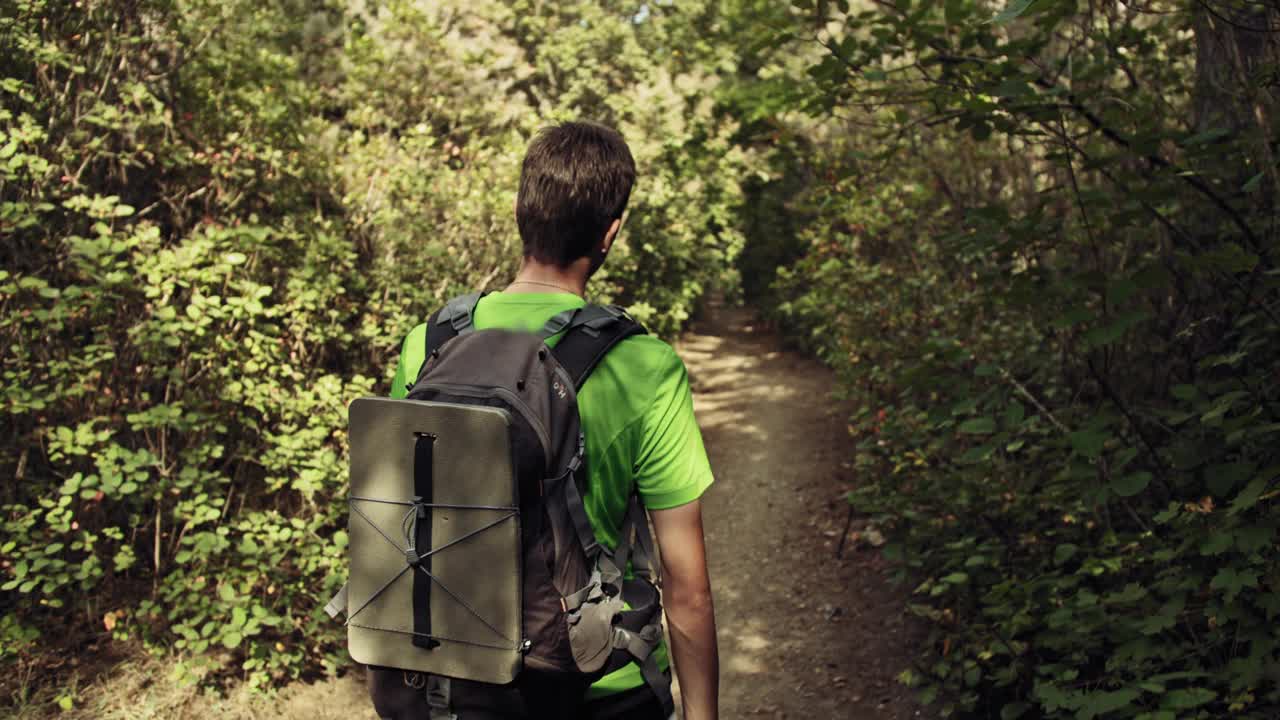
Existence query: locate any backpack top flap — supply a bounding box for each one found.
[412,328,582,481]
[346,396,523,683]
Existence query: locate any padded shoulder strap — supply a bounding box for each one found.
[424,292,485,357]
[551,305,647,389]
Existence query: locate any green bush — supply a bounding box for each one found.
[0,0,753,693]
[755,0,1280,717]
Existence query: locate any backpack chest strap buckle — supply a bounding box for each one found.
[611,624,661,661]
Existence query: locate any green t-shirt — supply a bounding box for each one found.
[388,291,715,698]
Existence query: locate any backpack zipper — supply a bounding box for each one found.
[412,382,553,467]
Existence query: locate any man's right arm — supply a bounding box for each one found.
[651,499,718,720]
[633,343,718,718]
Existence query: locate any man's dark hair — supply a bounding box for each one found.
[516,121,636,267]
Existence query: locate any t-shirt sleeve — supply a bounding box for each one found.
[388,323,428,400]
[633,346,715,510]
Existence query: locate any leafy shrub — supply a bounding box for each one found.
[1,0,753,696]
[756,0,1280,717]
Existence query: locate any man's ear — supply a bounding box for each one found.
[601,217,622,255]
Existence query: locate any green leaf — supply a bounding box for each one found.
[1184,128,1230,146]
[1201,391,1248,424]
[231,606,247,629]
[1154,502,1181,524]
[1235,525,1274,554]
[994,79,1034,98]
[959,444,995,462]
[1105,583,1146,604]
[1198,243,1258,274]
[218,583,236,602]
[1081,688,1140,716]
[1112,472,1151,498]
[958,417,996,434]
[225,251,248,265]
[1210,567,1257,602]
[1242,171,1264,193]
[1106,278,1139,307]
[991,0,1037,24]
[221,630,243,649]
[1084,311,1149,348]
[1161,688,1216,710]
[1069,429,1106,459]
[1000,702,1031,720]
[1003,402,1025,426]
[1200,532,1233,556]
[1053,543,1078,565]
[941,572,969,584]
[1052,307,1091,329]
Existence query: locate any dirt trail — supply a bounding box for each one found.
[675,300,923,720]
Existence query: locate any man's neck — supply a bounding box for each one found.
[506,257,592,297]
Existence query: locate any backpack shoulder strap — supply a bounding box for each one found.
[423,292,485,356]
[551,304,647,389]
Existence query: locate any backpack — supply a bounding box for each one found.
[325,292,673,716]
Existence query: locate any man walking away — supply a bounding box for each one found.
[369,121,719,720]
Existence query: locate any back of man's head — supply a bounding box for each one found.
[516,121,636,268]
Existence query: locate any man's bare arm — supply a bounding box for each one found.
[651,499,718,720]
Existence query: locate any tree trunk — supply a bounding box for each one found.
[1192,0,1280,228]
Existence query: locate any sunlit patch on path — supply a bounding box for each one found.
[676,300,926,719]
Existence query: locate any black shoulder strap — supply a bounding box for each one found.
[423,292,485,356]
[414,292,485,388]
[551,305,647,389]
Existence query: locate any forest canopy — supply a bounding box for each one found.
[2,1,1277,718]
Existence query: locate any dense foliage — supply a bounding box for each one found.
[0,0,751,700]
[743,1,1279,717]
[4,0,1278,718]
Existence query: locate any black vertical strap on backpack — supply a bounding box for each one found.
[409,433,441,650]
[406,292,484,647]
[545,305,646,524]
